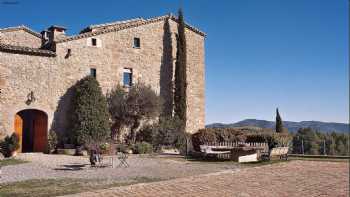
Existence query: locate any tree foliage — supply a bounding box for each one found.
[174,8,187,129]
[107,85,130,141]
[107,82,162,144]
[70,76,110,149]
[136,117,186,151]
[292,127,349,156]
[275,108,284,133]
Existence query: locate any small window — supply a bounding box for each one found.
[65,49,72,59]
[133,37,140,48]
[90,68,96,78]
[123,68,132,87]
[91,38,97,46]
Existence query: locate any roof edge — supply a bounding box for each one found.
[56,14,206,43]
[89,17,145,29]
[169,14,206,37]
[0,25,42,38]
[0,43,56,57]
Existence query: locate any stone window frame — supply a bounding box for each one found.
[91,38,97,46]
[133,37,140,49]
[122,68,133,87]
[87,37,102,47]
[90,68,97,78]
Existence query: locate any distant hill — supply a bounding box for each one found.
[206,119,349,133]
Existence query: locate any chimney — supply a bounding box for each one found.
[42,25,66,50]
[47,25,67,41]
[40,30,49,48]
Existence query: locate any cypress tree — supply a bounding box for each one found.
[174,9,187,129]
[71,76,110,147]
[275,108,284,133]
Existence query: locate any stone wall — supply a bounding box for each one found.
[0,29,42,48]
[0,53,57,137]
[0,17,205,141]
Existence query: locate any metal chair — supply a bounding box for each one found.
[117,152,129,168]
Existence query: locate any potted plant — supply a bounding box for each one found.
[99,142,111,155]
[0,133,20,157]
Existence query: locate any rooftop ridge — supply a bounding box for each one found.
[0,25,42,38]
[57,14,205,43]
[89,17,145,29]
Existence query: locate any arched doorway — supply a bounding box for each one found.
[14,109,48,152]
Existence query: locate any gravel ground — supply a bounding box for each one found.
[0,153,237,183]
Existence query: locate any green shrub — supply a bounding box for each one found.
[152,117,183,149]
[99,142,114,155]
[47,130,58,153]
[133,142,153,154]
[136,125,154,144]
[0,133,20,157]
[107,82,162,144]
[99,142,110,151]
[116,144,128,153]
[246,132,292,149]
[191,127,290,152]
[70,76,110,150]
[191,128,248,152]
[136,117,185,151]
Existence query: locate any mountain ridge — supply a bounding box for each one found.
[206,119,349,133]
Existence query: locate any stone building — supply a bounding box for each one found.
[0,14,205,152]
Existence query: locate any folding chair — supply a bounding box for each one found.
[117,152,129,168]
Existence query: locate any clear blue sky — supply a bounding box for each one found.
[1,0,348,124]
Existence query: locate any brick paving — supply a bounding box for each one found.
[63,160,349,197]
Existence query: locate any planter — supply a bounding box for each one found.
[0,152,5,160]
[57,148,76,156]
[64,144,75,149]
[11,151,17,157]
[75,146,88,156]
[75,150,88,156]
[160,146,179,155]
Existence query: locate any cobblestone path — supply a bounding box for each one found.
[63,160,349,197]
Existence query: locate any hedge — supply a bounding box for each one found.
[191,127,290,152]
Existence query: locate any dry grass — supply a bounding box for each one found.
[0,158,28,167]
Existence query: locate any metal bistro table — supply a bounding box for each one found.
[212,146,265,161]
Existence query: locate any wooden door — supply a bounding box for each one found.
[14,114,23,152]
[33,112,47,152]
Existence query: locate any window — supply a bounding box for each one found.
[123,68,132,87]
[65,49,72,59]
[91,38,97,46]
[133,37,140,48]
[87,38,101,47]
[90,68,96,78]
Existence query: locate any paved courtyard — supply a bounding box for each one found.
[63,160,349,197]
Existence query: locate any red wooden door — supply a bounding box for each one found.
[14,114,23,152]
[33,112,47,152]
